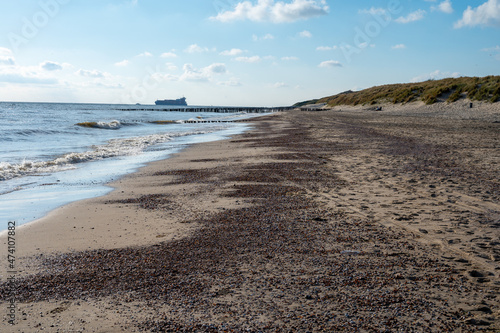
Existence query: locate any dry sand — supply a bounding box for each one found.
[0,101,499,332]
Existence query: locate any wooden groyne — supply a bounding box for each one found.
[151,120,241,124]
[119,106,295,113]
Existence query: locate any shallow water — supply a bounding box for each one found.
[0,102,260,229]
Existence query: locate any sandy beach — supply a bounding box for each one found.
[1,102,499,332]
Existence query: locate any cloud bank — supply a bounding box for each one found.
[220,49,245,56]
[77,69,105,78]
[395,9,426,23]
[318,60,342,68]
[211,0,329,23]
[235,56,262,63]
[455,0,500,28]
[41,61,63,71]
[180,63,227,82]
[432,0,453,14]
[391,44,406,50]
[185,44,215,53]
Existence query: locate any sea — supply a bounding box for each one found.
[0,102,263,231]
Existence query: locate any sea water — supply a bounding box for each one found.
[0,102,262,230]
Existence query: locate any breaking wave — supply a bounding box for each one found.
[76,120,122,129]
[0,128,221,181]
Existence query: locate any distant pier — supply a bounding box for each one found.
[118,106,294,113]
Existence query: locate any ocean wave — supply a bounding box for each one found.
[0,160,76,182]
[12,129,70,136]
[0,128,73,142]
[76,120,122,130]
[0,128,224,181]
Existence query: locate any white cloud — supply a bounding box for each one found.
[392,44,406,49]
[318,60,342,68]
[76,69,105,78]
[0,47,13,57]
[235,55,262,63]
[180,64,208,82]
[206,63,227,74]
[211,0,329,23]
[454,0,500,28]
[0,58,15,66]
[160,52,177,58]
[395,9,426,23]
[299,30,312,38]
[0,72,57,84]
[151,73,179,82]
[136,51,153,57]
[0,47,15,66]
[179,63,227,82]
[482,45,500,51]
[115,60,130,67]
[92,82,124,89]
[273,82,289,88]
[165,63,178,71]
[252,33,275,41]
[0,65,58,85]
[316,45,337,51]
[220,48,245,56]
[41,61,63,71]
[410,70,460,82]
[432,0,453,14]
[184,44,215,53]
[282,56,299,60]
[219,78,243,86]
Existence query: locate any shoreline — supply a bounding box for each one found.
[0,119,269,261]
[0,105,261,232]
[1,105,499,331]
[0,121,254,235]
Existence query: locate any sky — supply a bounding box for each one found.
[0,0,499,106]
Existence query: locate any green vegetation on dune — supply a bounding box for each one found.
[293,99,321,108]
[295,76,500,107]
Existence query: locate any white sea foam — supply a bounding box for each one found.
[76,120,122,129]
[0,128,223,181]
[96,120,122,129]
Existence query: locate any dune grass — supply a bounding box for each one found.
[295,76,500,107]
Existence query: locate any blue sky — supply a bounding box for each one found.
[0,0,499,106]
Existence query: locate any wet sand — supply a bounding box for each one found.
[1,103,499,332]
